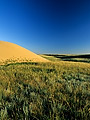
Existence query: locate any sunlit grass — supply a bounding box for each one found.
[0,61,90,119]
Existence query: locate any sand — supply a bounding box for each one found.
[0,41,49,64]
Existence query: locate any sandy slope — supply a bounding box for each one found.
[0,41,49,63]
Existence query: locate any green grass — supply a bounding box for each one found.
[40,54,90,63]
[0,61,90,120]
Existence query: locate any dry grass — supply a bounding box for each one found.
[0,61,90,119]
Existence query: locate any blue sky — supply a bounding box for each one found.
[0,0,90,54]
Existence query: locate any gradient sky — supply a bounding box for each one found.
[0,0,90,54]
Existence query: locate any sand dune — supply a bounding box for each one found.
[0,41,49,63]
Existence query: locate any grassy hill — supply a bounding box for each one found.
[40,54,90,63]
[0,61,90,119]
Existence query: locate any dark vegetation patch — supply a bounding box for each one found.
[43,54,90,63]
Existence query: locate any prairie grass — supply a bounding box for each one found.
[0,61,90,119]
[40,54,90,63]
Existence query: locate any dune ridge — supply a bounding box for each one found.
[0,41,49,63]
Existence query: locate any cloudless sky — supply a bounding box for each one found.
[0,0,90,54]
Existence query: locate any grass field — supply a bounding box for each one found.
[40,54,90,63]
[0,56,90,119]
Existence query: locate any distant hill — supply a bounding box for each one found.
[40,54,90,63]
[0,41,48,63]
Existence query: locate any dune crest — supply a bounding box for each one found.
[0,41,48,63]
